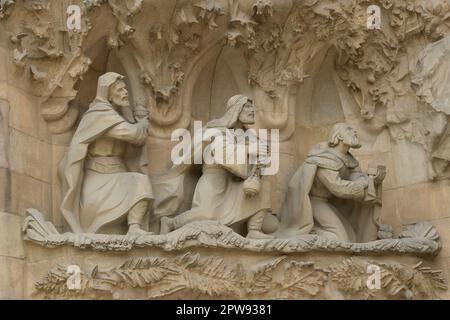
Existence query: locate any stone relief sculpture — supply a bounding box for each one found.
[35,254,447,300]
[275,123,386,243]
[24,111,440,258]
[59,72,154,235]
[160,95,274,239]
[3,0,449,300]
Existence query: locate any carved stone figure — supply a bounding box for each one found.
[275,123,386,243]
[160,95,274,239]
[59,72,154,235]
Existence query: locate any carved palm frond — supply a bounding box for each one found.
[109,257,179,288]
[283,261,328,298]
[35,255,447,300]
[23,208,62,247]
[172,253,242,298]
[246,256,285,295]
[378,261,448,299]
[330,258,375,299]
[330,258,448,300]
[399,222,440,241]
[35,264,88,298]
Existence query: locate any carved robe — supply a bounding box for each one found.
[170,129,271,231]
[154,94,271,232]
[276,143,381,242]
[59,100,153,234]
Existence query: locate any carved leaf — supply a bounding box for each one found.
[378,261,448,299]
[35,265,88,298]
[246,256,285,295]
[283,261,327,298]
[35,255,447,299]
[330,258,373,298]
[174,253,241,297]
[111,257,178,288]
[399,221,440,241]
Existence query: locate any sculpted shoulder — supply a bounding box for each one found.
[305,143,359,171]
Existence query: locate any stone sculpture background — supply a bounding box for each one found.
[1,0,450,299]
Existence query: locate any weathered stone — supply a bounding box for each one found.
[0,48,8,83]
[0,99,9,168]
[0,211,24,258]
[8,129,51,183]
[0,168,51,216]
[397,180,450,223]
[0,257,24,299]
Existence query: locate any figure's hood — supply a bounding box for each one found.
[95,72,124,102]
[206,94,249,129]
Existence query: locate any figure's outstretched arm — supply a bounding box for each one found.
[348,166,369,183]
[317,168,367,200]
[105,119,148,146]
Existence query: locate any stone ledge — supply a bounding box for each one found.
[23,209,441,256]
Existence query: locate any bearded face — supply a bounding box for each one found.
[109,80,130,108]
[342,126,361,149]
[238,101,256,126]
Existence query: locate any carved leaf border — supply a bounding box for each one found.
[34,253,447,300]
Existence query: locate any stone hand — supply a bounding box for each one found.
[243,175,261,197]
[134,104,150,121]
[373,169,386,184]
[367,163,386,185]
[131,118,149,146]
[355,179,369,190]
[137,117,150,132]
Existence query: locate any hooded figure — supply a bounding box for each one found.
[274,123,384,243]
[59,72,154,235]
[159,94,274,239]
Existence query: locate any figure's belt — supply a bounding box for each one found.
[85,156,127,173]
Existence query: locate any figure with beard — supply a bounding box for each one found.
[274,123,386,242]
[59,72,154,235]
[159,95,274,239]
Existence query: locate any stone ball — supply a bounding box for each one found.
[262,214,279,234]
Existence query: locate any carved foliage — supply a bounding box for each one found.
[0,0,15,19]
[333,0,450,128]
[330,258,447,299]
[35,254,447,299]
[141,0,225,115]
